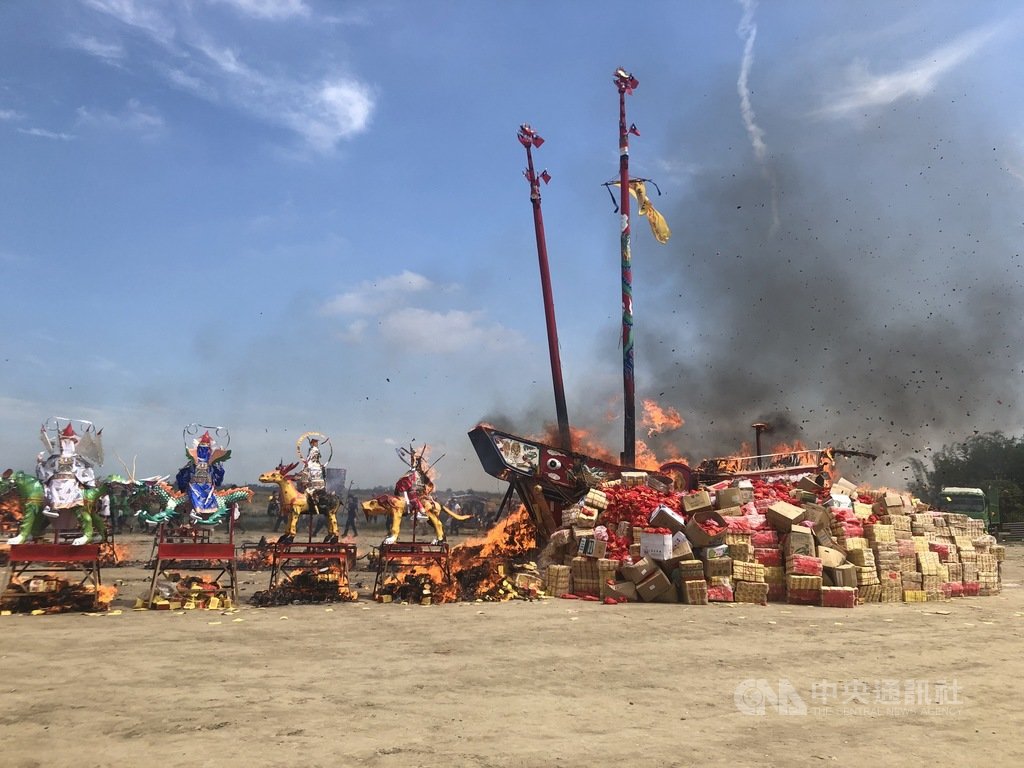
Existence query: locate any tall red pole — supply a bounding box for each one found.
[518,124,571,452]
[615,68,639,466]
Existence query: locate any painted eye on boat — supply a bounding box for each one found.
[546,458,562,471]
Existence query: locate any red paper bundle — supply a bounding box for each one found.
[838,520,864,538]
[897,539,917,557]
[820,586,857,608]
[754,547,783,566]
[929,542,952,562]
[752,530,780,548]
[602,485,679,529]
[786,555,823,576]
[699,519,725,537]
[726,516,754,532]
[787,588,820,605]
[707,583,734,602]
[766,583,787,602]
[941,582,964,598]
[962,581,980,596]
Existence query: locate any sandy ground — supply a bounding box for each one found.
[1,527,1022,768]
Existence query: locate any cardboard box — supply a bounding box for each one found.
[832,477,858,496]
[784,525,817,557]
[767,501,806,532]
[648,504,687,534]
[883,492,904,508]
[796,475,825,494]
[639,530,673,560]
[817,546,847,568]
[717,505,744,517]
[620,471,648,486]
[685,510,727,547]
[604,580,638,602]
[620,556,659,585]
[789,489,817,504]
[703,556,733,579]
[732,479,755,504]
[657,532,695,572]
[636,569,673,602]
[734,581,769,605]
[701,543,730,559]
[682,490,713,514]
[576,537,607,559]
[683,579,708,605]
[716,488,746,509]
[852,501,874,519]
[801,504,838,547]
[676,559,705,582]
[732,560,766,583]
[826,563,858,588]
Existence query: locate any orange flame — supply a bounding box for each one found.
[537,425,618,463]
[376,508,538,604]
[640,399,684,437]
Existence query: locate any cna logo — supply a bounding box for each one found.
[734,679,808,715]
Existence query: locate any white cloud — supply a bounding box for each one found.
[17,127,74,141]
[320,271,524,355]
[335,318,369,343]
[0,108,23,121]
[321,271,436,316]
[816,24,1000,119]
[211,0,311,20]
[288,79,374,151]
[76,99,164,134]
[187,38,375,152]
[79,0,374,152]
[379,308,525,355]
[165,68,216,99]
[68,34,125,62]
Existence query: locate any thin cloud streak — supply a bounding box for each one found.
[82,0,375,152]
[816,24,1000,119]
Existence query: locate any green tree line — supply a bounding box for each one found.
[907,431,1024,524]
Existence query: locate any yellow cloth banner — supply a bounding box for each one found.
[614,181,671,244]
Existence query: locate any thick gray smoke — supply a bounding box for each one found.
[483,70,1023,485]
[632,88,1023,480]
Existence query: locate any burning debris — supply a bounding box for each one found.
[250,567,357,606]
[374,508,540,603]
[98,542,130,567]
[237,538,275,570]
[1,578,116,614]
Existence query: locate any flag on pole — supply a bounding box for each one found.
[612,180,672,244]
[629,180,671,244]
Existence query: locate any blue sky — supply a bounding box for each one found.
[1,1,1022,491]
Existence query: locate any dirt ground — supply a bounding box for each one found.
[1,528,1022,768]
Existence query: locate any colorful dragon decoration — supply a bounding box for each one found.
[134,480,252,529]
